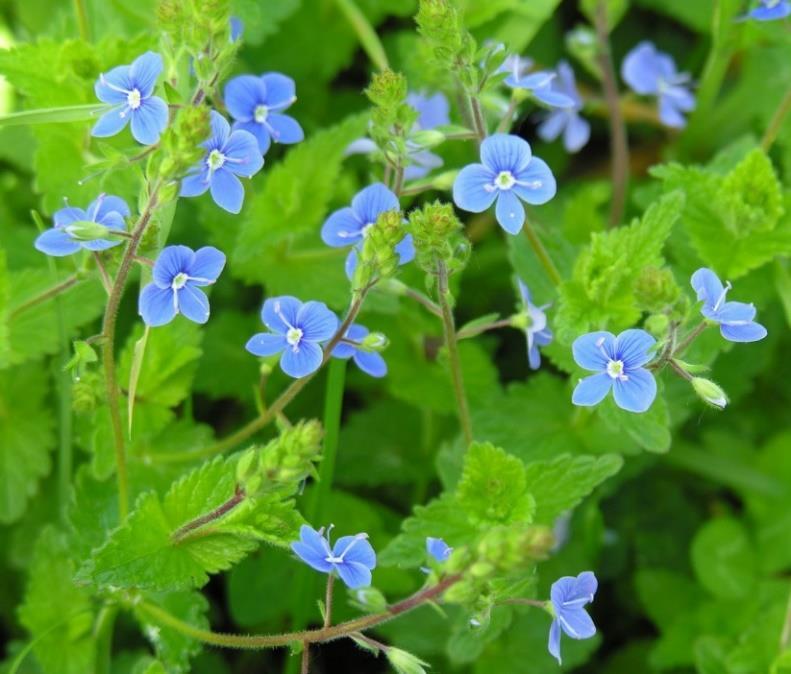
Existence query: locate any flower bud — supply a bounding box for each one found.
[410,129,445,149]
[352,210,405,291]
[691,377,728,409]
[64,220,112,241]
[360,331,388,352]
[634,266,680,313]
[386,647,431,674]
[351,586,388,613]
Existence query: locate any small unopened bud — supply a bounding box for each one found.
[351,586,388,613]
[410,129,445,149]
[386,647,431,674]
[691,377,728,409]
[361,332,388,352]
[64,220,112,241]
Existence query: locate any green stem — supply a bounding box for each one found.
[762,86,791,152]
[137,574,461,650]
[53,272,72,518]
[674,320,709,357]
[496,98,519,134]
[73,0,90,41]
[324,574,335,629]
[457,318,513,340]
[668,358,694,381]
[334,0,389,71]
[470,96,487,142]
[9,274,80,319]
[93,605,118,674]
[170,485,246,544]
[521,217,561,287]
[436,260,473,445]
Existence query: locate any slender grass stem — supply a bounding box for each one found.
[762,86,791,152]
[9,275,80,319]
[522,217,562,287]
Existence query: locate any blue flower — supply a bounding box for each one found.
[517,280,553,370]
[180,111,264,214]
[138,245,226,327]
[92,51,169,145]
[537,62,591,153]
[453,133,556,234]
[404,91,451,180]
[502,54,575,109]
[426,537,452,563]
[548,571,598,665]
[747,0,791,20]
[331,324,387,377]
[35,194,129,257]
[291,524,376,589]
[621,41,695,129]
[320,183,415,277]
[246,296,338,378]
[691,268,767,342]
[230,16,243,41]
[571,329,657,413]
[224,73,304,154]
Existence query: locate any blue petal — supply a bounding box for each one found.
[177,284,210,323]
[720,321,767,343]
[35,228,81,256]
[715,301,756,324]
[230,16,244,41]
[93,195,130,221]
[572,331,616,370]
[426,537,452,562]
[480,133,532,173]
[537,111,567,143]
[353,351,387,377]
[558,607,596,640]
[139,284,176,327]
[494,190,525,234]
[344,248,359,280]
[297,301,338,342]
[95,65,132,104]
[407,92,450,130]
[53,206,87,227]
[563,113,590,153]
[188,246,226,284]
[511,71,555,90]
[207,110,231,150]
[527,343,541,370]
[153,245,193,288]
[232,120,271,154]
[291,525,333,572]
[322,207,363,248]
[751,2,791,19]
[396,233,416,265]
[92,106,129,138]
[332,342,356,359]
[262,296,302,333]
[180,169,210,198]
[351,183,399,224]
[572,372,613,407]
[548,619,562,664]
[621,41,663,95]
[690,268,723,308]
[130,96,168,145]
[246,332,287,356]
[267,113,303,144]
[332,535,376,568]
[612,367,656,413]
[553,571,597,608]
[513,158,557,205]
[224,75,265,122]
[280,340,323,378]
[129,51,163,97]
[223,130,264,177]
[616,329,656,369]
[261,72,296,107]
[453,163,497,213]
[658,96,687,129]
[533,87,575,109]
[210,169,245,214]
[81,235,123,252]
[336,561,372,589]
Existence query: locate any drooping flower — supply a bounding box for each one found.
[92,51,169,145]
[747,0,791,20]
[138,245,226,327]
[621,41,695,129]
[180,111,264,214]
[517,280,553,370]
[331,324,387,377]
[501,54,575,108]
[224,73,304,154]
[291,524,376,589]
[571,329,657,413]
[35,194,129,257]
[404,91,451,180]
[245,296,338,378]
[453,133,556,234]
[690,268,767,342]
[426,537,452,563]
[320,183,415,277]
[537,62,591,153]
[548,571,598,665]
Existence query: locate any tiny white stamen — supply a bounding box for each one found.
[127,88,142,110]
[207,149,226,171]
[254,104,269,124]
[171,272,188,290]
[606,359,627,380]
[286,327,303,348]
[324,533,368,564]
[713,282,732,312]
[494,170,516,190]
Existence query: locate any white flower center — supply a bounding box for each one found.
[171,272,188,290]
[361,222,375,236]
[127,88,142,110]
[254,104,269,124]
[324,533,368,564]
[606,359,627,380]
[495,170,516,190]
[286,327,303,346]
[207,149,226,170]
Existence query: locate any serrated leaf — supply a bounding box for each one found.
[691,517,756,600]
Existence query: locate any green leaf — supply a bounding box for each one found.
[0,363,53,524]
[691,517,757,599]
[598,393,672,453]
[456,442,534,526]
[474,0,563,52]
[0,103,107,126]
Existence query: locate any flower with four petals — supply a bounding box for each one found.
[331,324,387,377]
[537,61,591,153]
[548,571,598,664]
[502,54,575,109]
[291,524,377,589]
[691,268,767,342]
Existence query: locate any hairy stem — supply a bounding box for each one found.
[138,574,461,650]
[674,321,709,357]
[10,274,80,319]
[170,485,246,544]
[669,359,693,381]
[470,96,487,142]
[436,259,473,445]
[324,575,335,628]
[762,87,791,152]
[457,317,513,340]
[594,0,629,227]
[522,217,562,287]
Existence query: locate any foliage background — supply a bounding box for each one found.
[0,0,790,672]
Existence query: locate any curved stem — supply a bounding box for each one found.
[762,87,791,152]
[521,217,561,287]
[324,575,335,628]
[674,320,708,357]
[93,605,118,674]
[470,96,487,142]
[170,485,246,544]
[9,274,80,319]
[436,260,473,445]
[137,574,461,650]
[73,0,90,41]
[457,318,513,340]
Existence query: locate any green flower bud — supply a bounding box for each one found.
[386,647,431,674]
[644,313,670,338]
[410,129,445,149]
[429,170,459,191]
[634,266,680,313]
[63,220,112,241]
[251,420,323,493]
[352,209,406,291]
[408,201,465,272]
[366,69,408,109]
[159,106,211,181]
[691,377,728,409]
[350,586,388,613]
[360,331,388,352]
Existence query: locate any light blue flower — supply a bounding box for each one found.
[245,296,338,378]
[747,0,791,20]
[548,571,598,665]
[691,268,767,342]
[537,62,591,153]
[320,182,415,277]
[224,73,303,155]
[621,41,695,128]
[331,324,387,377]
[138,245,226,327]
[426,537,452,563]
[517,280,553,370]
[571,329,657,413]
[453,133,556,234]
[92,51,169,145]
[291,524,376,589]
[404,91,451,180]
[35,194,129,257]
[501,54,575,109]
[180,111,264,214]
